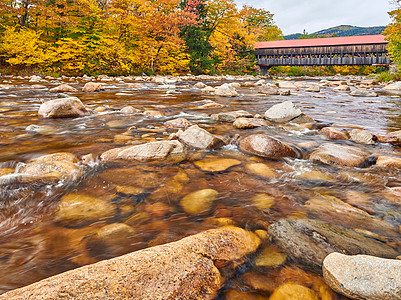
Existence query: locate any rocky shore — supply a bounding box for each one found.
[0,73,401,299]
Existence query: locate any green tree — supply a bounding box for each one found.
[384,1,401,65]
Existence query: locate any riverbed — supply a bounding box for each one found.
[0,74,400,299]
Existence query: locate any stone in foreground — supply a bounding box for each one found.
[0,227,261,300]
[239,134,298,160]
[38,97,90,118]
[268,218,398,273]
[323,253,401,300]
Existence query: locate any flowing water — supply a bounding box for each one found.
[0,75,401,299]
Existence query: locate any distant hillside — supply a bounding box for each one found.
[284,25,386,40]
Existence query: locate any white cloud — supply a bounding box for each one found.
[234,0,392,35]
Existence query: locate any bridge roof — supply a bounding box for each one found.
[255,35,387,49]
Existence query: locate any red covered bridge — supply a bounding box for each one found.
[254,35,390,68]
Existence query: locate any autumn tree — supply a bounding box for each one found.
[384,0,401,65]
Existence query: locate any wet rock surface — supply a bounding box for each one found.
[323,253,401,300]
[0,227,260,300]
[179,125,225,149]
[268,219,398,272]
[309,143,369,167]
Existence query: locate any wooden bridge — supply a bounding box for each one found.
[255,35,390,68]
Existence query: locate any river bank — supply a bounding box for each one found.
[0,74,401,299]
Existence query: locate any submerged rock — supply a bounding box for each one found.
[269,283,318,300]
[38,97,90,118]
[239,134,298,160]
[0,227,260,300]
[55,193,116,227]
[268,219,398,272]
[309,143,369,167]
[100,140,185,163]
[179,125,225,149]
[194,158,242,172]
[323,253,401,300]
[180,189,219,215]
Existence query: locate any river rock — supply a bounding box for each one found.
[270,283,318,300]
[349,129,377,144]
[194,82,206,89]
[323,253,401,300]
[0,227,260,300]
[55,193,116,227]
[305,85,321,93]
[214,83,239,97]
[277,81,298,89]
[49,84,78,93]
[239,134,298,160]
[252,193,275,212]
[164,118,192,129]
[334,85,351,92]
[380,130,401,145]
[383,81,401,91]
[320,127,349,140]
[82,82,104,92]
[253,245,286,268]
[180,189,219,215]
[361,78,378,86]
[376,156,401,169]
[120,106,141,114]
[38,97,90,118]
[350,89,378,97]
[268,219,398,272]
[264,101,312,123]
[179,125,225,149]
[19,152,82,182]
[305,194,399,238]
[309,143,369,167]
[217,110,253,122]
[258,85,280,95]
[194,158,242,172]
[233,118,270,129]
[245,163,277,178]
[25,124,57,135]
[100,140,185,163]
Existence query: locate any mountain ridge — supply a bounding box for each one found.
[284,25,386,40]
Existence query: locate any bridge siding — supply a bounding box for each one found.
[255,42,390,67]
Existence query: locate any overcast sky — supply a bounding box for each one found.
[234,0,393,35]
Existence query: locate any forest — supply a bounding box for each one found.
[0,0,283,75]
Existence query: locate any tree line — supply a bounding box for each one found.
[0,0,282,75]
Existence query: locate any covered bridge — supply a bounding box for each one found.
[255,35,390,68]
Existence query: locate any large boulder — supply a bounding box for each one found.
[239,134,298,160]
[309,143,369,167]
[82,82,104,92]
[268,219,398,273]
[18,152,83,183]
[214,83,239,97]
[179,125,225,149]
[100,140,185,163]
[323,253,401,300]
[38,97,90,118]
[49,84,78,93]
[0,227,261,300]
[264,101,313,123]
